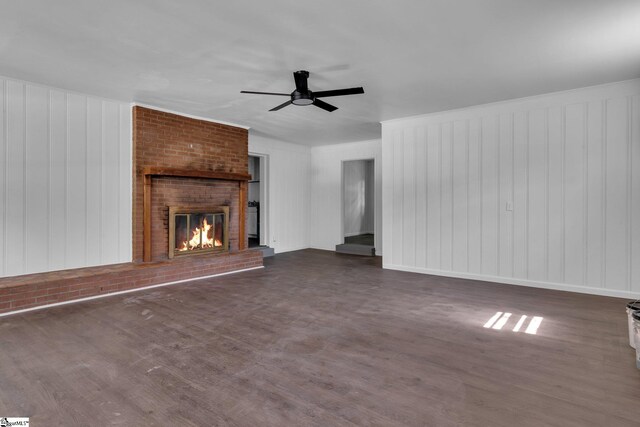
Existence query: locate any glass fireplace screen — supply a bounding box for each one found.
[169,207,229,258]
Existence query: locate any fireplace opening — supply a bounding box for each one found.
[169,206,229,258]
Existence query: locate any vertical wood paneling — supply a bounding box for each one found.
[119,105,132,261]
[86,98,102,266]
[6,81,26,276]
[101,101,120,265]
[414,127,427,268]
[452,120,468,272]
[547,107,564,283]
[564,103,587,285]
[382,79,640,297]
[498,114,513,277]
[527,109,547,282]
[426,124,441,269]
[382,130,394,260]
[585,100,604,287]
[25,85,50,273]
[512,111,528,279]
[440,123,453,271]
[467,119,481,274]
[0,77,132,278]
[402,128,416,266]
[392,130,404,265]
[50,90,67,270]
[604,97,629,290]
[66,94,88,269]
[481,117,498,276]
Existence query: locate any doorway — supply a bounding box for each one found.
[248,155,264,248]
[338,159,375,255]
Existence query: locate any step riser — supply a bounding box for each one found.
[335,244,376,257]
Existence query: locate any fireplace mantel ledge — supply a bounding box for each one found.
[143,167,251,182]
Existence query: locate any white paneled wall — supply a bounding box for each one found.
[249,134,311,253]
[0,77,132,277]
[310,140,382,254]
[382,79,640,298]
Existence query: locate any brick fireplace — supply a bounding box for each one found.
[133,106,252,262]
[0,106,263,314]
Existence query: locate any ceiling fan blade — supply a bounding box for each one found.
[313,98,338,112]
[313,87,364,98]
[293,70,309,93]
[241,91,290,96]
[269,100,292,111]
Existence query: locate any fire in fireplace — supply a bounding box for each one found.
[168,206,229,258]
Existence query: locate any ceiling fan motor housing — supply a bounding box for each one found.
[291,90,314,106]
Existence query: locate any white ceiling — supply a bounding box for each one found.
[1,0,639,145]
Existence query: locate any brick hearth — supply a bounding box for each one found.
[0,251,262,314]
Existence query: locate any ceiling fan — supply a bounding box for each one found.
[241,70,364,112]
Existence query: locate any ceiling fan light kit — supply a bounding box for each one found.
[241,70,364,112]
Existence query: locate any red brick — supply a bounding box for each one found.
[132,106,248,262]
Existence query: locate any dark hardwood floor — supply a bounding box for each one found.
[0,249,638,426]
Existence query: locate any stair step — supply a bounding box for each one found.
[335,244,376,257]
[252,246,275,257]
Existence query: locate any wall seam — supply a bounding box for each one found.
[22,84,27,274]
[450,122,454,271]
[46,89,51,271]
[414,127,418,266]
[496,115,500,276]
[116,106,121,260]
[64,94,69,268]
[582,102,589,286]
[511,113,515,278]
[465,120,470,272]
[84,97,88,266]
[99,102,104,264]
[439,123,443,270]
[545,108,550,281]
[479,118,484,274]
[2,80,7,275]
[561,107,566,283]
[525,111,530,280]
[602,99,607,288]
[627,96,632,291]
[424,127,429,268]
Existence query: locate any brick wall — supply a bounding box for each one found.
[133,106,249,262]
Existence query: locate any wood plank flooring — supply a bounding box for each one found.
[0,249,638,426]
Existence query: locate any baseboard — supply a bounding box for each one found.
[383,263,640,299]
[0,266,264,318]
[272,245,311,254]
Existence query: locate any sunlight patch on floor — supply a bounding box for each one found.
[483,311,544,335]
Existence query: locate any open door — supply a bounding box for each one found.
[247,154,274,256]
[336,159,375,256]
